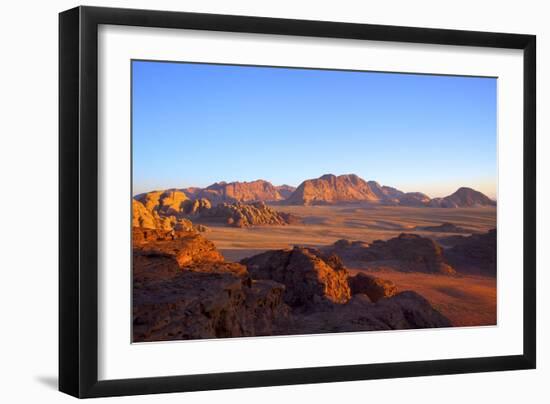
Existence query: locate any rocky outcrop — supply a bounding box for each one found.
[348,273,398,302]
[444,229,497,275]
[328,234,456,274]
[135,189,189,216]
[133,271,290,341]
[133,227,291,342]
[241,247,351,308]
[416,222,474,233]
[182,198,212,216]
[132,200,157,229]
[133,191,197,232]
[133,227,225,269]
[198,201,301,227]
[429,187,496,208]
[133,228,453,341]
[286,291,451,334]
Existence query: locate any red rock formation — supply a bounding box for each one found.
[133,228,225,268]
[195,179,286,205]
[135,189,189,215]
[199,201,301,227]
[286,174,380,205]
[241,246,351,308]
[284,173,494,208]
[348,273,398,302]
[328,233,456,274]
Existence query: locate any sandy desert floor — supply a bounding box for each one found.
[350,269,496,326]
[202,204,497,327]
[205,205,496,261]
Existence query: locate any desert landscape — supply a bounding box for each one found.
[131,61,497,342]
[132,174,497,341]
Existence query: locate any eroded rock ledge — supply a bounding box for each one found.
[132,227,452,342]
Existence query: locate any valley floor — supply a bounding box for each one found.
[204,204,497,328]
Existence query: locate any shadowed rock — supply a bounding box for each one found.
[444,229,496,275]
[328,233,456,275]
[286,291,452,334]
[416,222,475,233]
[133,271,290,342]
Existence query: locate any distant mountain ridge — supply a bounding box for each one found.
[180,180,295,205]
[284,174,495,207]
[136,174,495,208]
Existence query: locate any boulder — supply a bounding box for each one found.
[348,273,398,302]
[241,246,351,308]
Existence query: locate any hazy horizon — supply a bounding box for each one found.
[132,61,497,199]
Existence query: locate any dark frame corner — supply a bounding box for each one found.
[59,5,536,398]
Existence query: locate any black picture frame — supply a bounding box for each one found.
[59,5,536,398]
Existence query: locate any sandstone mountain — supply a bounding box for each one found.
[182,179,287,205]
[285,174,380,205]
[284,173,495,207]
[428,187,496,208]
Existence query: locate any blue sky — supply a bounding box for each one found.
[132,60,497,198]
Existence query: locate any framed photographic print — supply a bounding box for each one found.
[59,6,536,398]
